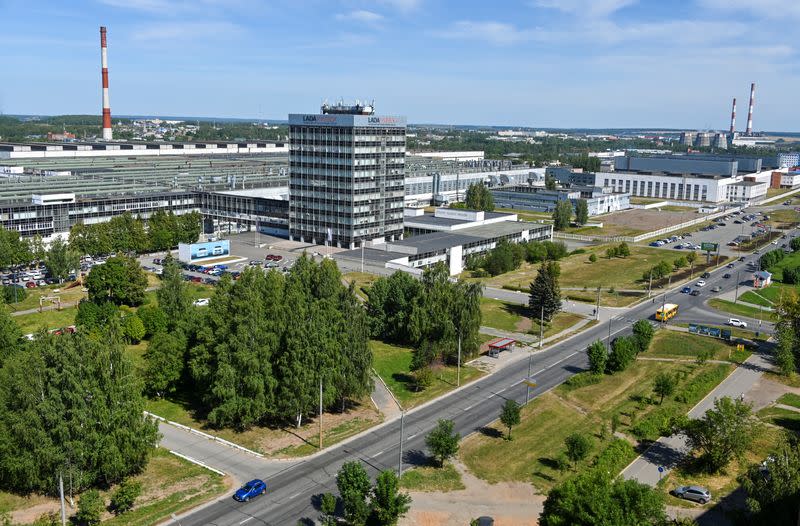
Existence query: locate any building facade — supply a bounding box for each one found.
[288,106,406,248]
[490,185,630,216]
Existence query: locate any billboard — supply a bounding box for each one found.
[688,323,732,340]
[700,242,718,252]
[178,240,230,263]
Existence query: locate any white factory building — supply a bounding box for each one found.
[404,168,544,207]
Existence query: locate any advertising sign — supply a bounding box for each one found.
[688,323,732,340]
[178,240,230,263]
[700,242,718,252]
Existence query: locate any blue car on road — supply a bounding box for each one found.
[681,286,691,293]
[234,479,267,502]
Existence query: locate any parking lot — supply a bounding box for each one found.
[643,202,796,257]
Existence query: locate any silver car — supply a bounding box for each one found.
[672,485,711,504]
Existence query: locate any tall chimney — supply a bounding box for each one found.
[100,26,112,141]
[729,97,736,134]
[746,82,755,136]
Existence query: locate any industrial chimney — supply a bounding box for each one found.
[746,82,755,136]
[100,26,112,141]
[729,98,736,134]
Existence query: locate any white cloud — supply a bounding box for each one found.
[698,0,800,20]
[534,0,636,17]
[437,21,535,45]
[335,10,384,23]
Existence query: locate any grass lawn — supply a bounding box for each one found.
[343,271,381,300]
[765,251,800,281]
[461,350,734,492]
[480,298,529,332]
[757,406,800,433]
[562,289,646,308]
[483,244,682,294]
[751,282,799,303]
[0,448,228,525]
[767,187,796,198]
[708,298,778,322]
[566,224,646,237]
[532,312,586,340]
[659,205,698,212]
[630,197,666,205]
[644,330,751,363]
[371,340,483,410]
[766,208,800,229]
[399,462,465,492]
[776,392,800,409]
[5,282,87,313]
[739,290,774,307]
[13,307,77,334]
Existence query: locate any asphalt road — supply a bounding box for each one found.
[178,247,777,525]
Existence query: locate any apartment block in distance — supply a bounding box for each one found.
[288,101,406,249]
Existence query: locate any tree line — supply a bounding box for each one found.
[466,238,568,277]
[69,210,201,256]
[552,199,589,231]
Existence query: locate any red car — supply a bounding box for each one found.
[191,276,202,283]
[25,281,36,288]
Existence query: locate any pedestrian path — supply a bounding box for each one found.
[621,351,774,486]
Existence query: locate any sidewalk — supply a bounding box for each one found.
[621,351,774,486]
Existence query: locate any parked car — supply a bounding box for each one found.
[681,286,691,294]
[190,276,202,283]
[672,485,711,504]
[727,263,735,268]
[695,280,706,287]
[249,260,263,266]
[739,256,746,262]
[233,479,267,502]
[728,318,747,328]
[723,273,731,279]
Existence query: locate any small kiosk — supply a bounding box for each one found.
[487,337,516,358]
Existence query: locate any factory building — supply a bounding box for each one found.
[404,168,540,207]
[490,185,630,216]
[288,103,406,249]
[0,141,288,159]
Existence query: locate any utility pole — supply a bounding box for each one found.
[595,286,601,319]
[607,317,613,348]
[539,305,544,349]
[647,272,653,298]
[734,271,740,303]
[397,411,405,476]
[319,377,323,450]
[59,472,66,526]
[361,243,364,273]
[457,333,461,387]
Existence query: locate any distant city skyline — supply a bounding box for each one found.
[1,0,798,131]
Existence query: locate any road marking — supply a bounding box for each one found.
[463,405,473,411]
[408,433,417,439]
[240,518,253,524]
[288,491,303,500]
[375,450,385,456]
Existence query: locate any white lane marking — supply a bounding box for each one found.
[408,433,417,439]
[463,405,473,411]
[375,450,385,456]
[288,491,303,500]
[240,518,253,524]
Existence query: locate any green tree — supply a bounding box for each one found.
[500,399,521,440]
[110,478,142,514]
[588,253,597,263]
[144,332,185,397]
[74,299,120,334]
[370,470,412,526]
[123,314,145,343]
[337,461,371,526]
[545,174,557,190]
[673,256,688,270]
[617,242,630,258]
[75,489,103,526]
[540,470,666,526]
[0,301,22,363]
[605,246,618,259]
[606,336,636,373]
[156,255,192,328]
[0,225,32,268]
[575,199,589,225]
[365,271,422,344]
[686,250,698,274]
[587,340,607,375]
[739,434,800,525]
[85,256,147,306]
[564,432,592,468]
[631,319,655,354]
[0,333,159,493]
[529,261,562,322]
[319,492,338,526]
[653,372,677,404]
[426,419,460,467]
[484,239,523,276]
[552,200,572,231]
[44,237,80,282]
[147,210,178,251]
[681,396,759,472]
[136,304,169,338]
[464,183,495,211]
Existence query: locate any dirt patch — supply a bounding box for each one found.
[11,500,61,525]
[399,460,543,526]
[515,316,533,333]
[601,208,700,233]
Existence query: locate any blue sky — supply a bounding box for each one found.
[1,0,798,130]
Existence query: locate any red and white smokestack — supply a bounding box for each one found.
[729,97,736,134]
[100,26,112,141]
[746,82,755,136]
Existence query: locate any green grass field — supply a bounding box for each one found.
[739,290,774,307]
[753,283,799,303]
[371,340,483,409]
[13,307,78,334]
[777,393,800,409]
[766,251,800,281]
[708,298,778,322]
[483,244,682,293]
[480,297,528,332]
[4,282,87,313]
[460,340,734,491]
[645,330,750,363]
[399,462,465,492]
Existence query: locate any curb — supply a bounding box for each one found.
[145,411,265,459]
[168,450,226,477]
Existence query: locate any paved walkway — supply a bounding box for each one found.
[371,373,402,417]
[480,317,594,347]
[621,351,774,486]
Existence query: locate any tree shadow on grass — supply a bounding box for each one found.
[502,302,532,319]
[403,448,430,468]
[392,372,417,393]
[538,457,561,470]
[478,426,503,439]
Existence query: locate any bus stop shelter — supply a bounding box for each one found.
[487,337,516,358]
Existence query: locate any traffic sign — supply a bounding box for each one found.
[700,242,718,252]
[522,378,537,388]
[658,466,664,473]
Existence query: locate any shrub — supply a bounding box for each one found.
[1,285,27,304]
[75,489,103,526]
[588,254,598,263]
[123,314,146,343]
[571,248,587,255]
[593,438,636,473]
[563,372,602,391]
[675,365,731,404]
[110,479,142,514]
[630,406,680,441]
[414,367,434,391]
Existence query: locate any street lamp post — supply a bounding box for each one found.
[526,353,533,404]
[397,411,405,476]
[539,305,544,349]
